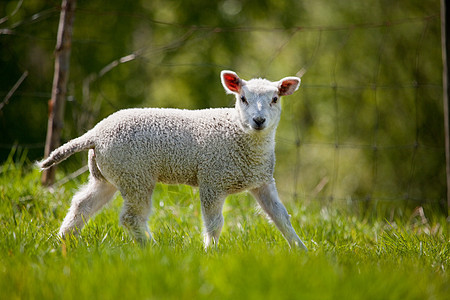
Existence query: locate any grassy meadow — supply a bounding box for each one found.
[0,154,449,299]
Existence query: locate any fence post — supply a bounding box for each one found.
[41,0,76,186]
[441,0,450,216]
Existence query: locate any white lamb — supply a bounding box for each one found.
[38,70,308,251]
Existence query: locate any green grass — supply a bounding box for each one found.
[0,155,449,299]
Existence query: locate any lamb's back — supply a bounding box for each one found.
[91,108,243,186]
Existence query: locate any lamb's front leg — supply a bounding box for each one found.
[251,181,308,251]
[199,186,226,249]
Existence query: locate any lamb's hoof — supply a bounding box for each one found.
[135,232,158,247]
[291,240,308,252]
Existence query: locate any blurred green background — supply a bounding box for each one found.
[0,0,446,214]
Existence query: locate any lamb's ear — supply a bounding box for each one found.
[221,70,242,94]
[278,77,301,96]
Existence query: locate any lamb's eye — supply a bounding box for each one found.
[272,96,278,104]
[240,96,248,104]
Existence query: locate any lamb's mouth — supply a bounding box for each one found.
[252,125,265,131]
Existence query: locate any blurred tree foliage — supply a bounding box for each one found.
[0,0,445,212]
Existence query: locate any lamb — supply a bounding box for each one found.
[37,70,308,251]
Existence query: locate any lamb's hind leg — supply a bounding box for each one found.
[119,184,155,245]
[59,178,117,238]
[251,181,307,251]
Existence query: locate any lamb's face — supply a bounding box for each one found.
[236,79,281,132]
[221,70,301,133]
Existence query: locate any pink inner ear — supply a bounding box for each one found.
[279,79,298,95]
[223,74,241,92]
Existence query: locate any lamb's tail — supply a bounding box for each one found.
[36,133,95,170]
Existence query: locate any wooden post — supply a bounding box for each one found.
[41,0,76,185]
[441,0,450,215]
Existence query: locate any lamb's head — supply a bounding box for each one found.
[221,70,301,133]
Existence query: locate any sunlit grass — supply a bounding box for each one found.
[0,157,448,299]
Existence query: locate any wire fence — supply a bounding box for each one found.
[0,3,446,212]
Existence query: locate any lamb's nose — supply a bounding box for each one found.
[253,116,266,126]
